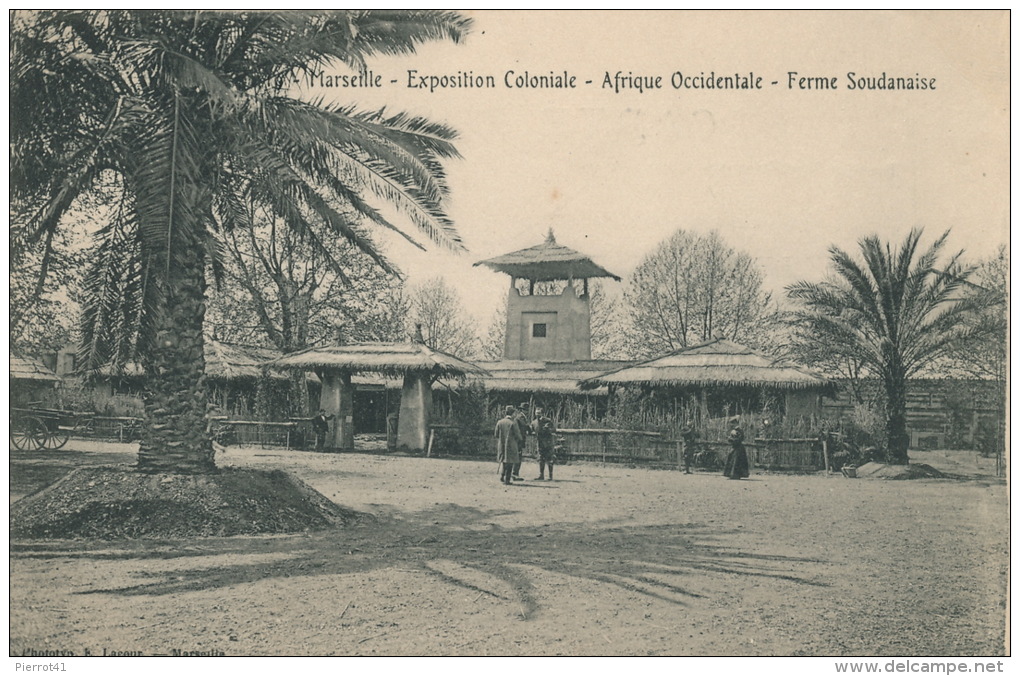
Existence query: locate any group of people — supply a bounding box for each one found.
[316,399,749,483]
[494,403,557,485]
[495,409,747,484]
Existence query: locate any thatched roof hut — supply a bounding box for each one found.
[89,341,315,382]
[204,341,293,381]
[10,352,61,382]
[474,229,621,281]
[581,339,831,391]
[10,351,61,406]
[270,341,487,452]
[270,342,488,379]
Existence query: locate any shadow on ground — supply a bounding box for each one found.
[11,502,828,620]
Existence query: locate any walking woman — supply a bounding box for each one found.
[723,417,750,479]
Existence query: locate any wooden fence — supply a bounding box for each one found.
[82,416,142,442]
[554,429,825,472]
[749,438,824,471]
[556,429,679,468]
[212,420,302,449]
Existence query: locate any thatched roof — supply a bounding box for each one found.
[470,360,633,395]
[270,342,488,379]
[204,341,289,381]
[89,341,308,382]
[9,352,60,382]
[581,339,832,391]
[474,230,620,281]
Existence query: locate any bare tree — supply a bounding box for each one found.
[479,299,507,360]
[11,224,87,358]
[407,276,480,357]
[945,245,1008,382]
[624,229,779,358]
[589,281,627,360]
[209,208,407,353]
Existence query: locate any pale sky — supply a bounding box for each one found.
[301,10,1009,327]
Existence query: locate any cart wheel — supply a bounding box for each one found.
[9,422,28,450]
[10,416,47,451]
[40,427,70,450]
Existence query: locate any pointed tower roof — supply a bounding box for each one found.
[473,229,620,281]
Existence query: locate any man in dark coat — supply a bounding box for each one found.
[680,422,698,474]
[312,409,333,451]
[495,406,524,485]
[532,407,557,480]
[511,403,530,481]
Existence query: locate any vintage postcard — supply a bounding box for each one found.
[8,10,1009,669]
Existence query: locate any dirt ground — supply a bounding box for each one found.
[9,441,1008,657]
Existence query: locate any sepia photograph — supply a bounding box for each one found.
[8,9,1010,667]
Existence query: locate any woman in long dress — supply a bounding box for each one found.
[723,418,750,479]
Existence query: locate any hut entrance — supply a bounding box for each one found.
[271,338,486,453]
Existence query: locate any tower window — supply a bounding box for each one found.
[532,323,547,338]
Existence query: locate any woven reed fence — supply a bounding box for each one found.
[554,429,824,472]
[750,438,825,471]
[556,429,679,467]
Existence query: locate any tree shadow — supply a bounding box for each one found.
[12,503,829,620]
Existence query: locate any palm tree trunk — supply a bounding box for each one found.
[137,250,215,473]
[884,368,910,465]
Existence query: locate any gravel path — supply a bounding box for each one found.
[9,443,1007,656]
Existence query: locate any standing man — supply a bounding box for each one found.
[511,402,531,481]
[495,405,524,485]
[312,409,333,451]
[532,407,557,480]
[680,422,698,474]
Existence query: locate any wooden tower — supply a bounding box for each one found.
[475,230,620,361]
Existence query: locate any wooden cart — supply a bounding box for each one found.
[9,406,93,451]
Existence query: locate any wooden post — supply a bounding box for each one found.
[822,438,831,473]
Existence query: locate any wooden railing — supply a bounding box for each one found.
[556,428,678,467]
[211,420,303,449]
[554,429,824,472]
[750,438,824,471]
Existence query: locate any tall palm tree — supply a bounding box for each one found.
[787,229,977,464]
[10,10,472,473]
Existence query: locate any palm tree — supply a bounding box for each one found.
[787,229,977,464]
[11,10,472,473]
